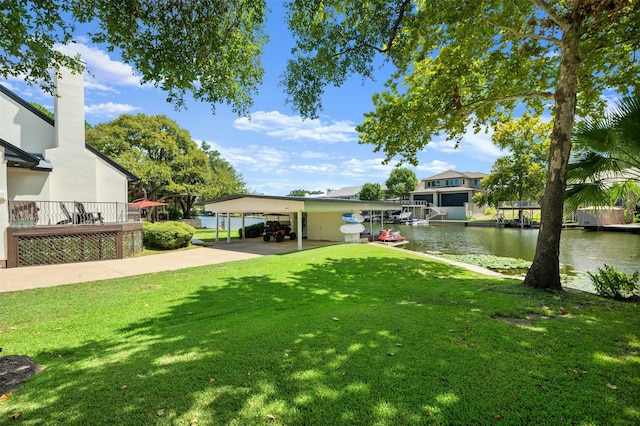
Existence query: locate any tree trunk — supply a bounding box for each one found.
[180,196,197,219]
[524,21,581,291]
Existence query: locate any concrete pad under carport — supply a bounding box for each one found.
[198,194,402,251]
[199,238,338,256]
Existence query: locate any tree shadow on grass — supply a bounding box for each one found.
[4,246,640,424]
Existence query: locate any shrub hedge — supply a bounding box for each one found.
[143,221,195,250]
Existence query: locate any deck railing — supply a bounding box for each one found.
[498,200,541,209]
[8,200,141,228]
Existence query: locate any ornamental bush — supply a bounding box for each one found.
[144,221,195,250]
[587,264,640,301]
[242,223,264,238]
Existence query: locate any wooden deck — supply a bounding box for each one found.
[5,222,143,268]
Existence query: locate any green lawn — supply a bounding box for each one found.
[193,228,240,242]
[1,244,638,425]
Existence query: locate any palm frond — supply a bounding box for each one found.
[567,152,623,182]
[608,180,640,204]
[572,122,618,153]
[567,92,640,212]
[564,181,612,212]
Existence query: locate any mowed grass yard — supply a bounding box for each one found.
[1,244,638,425]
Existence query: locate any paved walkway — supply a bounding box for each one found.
[0,240,505,293]
[0,240,337,293]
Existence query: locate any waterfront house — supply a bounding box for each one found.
[0,66,141,268]
[408,170,487,220]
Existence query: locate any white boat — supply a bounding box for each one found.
[407,218,429,226]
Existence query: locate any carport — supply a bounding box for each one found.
[200,194,402,251]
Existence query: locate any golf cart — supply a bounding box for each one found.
[263,214,297,242]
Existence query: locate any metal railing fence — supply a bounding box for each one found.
[8,200,141,228]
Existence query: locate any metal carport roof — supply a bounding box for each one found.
[199,194,402,250]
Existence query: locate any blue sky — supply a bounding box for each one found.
[3,3,504,196]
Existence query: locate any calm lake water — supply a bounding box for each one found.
[200,216,639,291]
[393,222,640,291]
[198,215,263,229]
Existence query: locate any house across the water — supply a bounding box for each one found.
[407,170,487,221]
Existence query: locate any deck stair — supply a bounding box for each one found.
[425,203,447,220]
[400,202,448,221]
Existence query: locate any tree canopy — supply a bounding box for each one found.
[282,0,640,290]
[1,0,267,114]
[359,183,385,201]
[474,117,550,207]
[86,114,244,218]
[201,142,247,199]
[385,167,418,200]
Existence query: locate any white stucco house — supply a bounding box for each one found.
[0,67,141,268]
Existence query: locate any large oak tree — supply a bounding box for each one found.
[86,114,244,218]
[282,0,640,290]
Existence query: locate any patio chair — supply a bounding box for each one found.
[57,202,73,225]
[74,202,104,224]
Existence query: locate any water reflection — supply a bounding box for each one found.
[201,215,639,291]
[369,222,640,291]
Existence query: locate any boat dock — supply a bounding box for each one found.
[373,240,410,248]
[583,224,640,234]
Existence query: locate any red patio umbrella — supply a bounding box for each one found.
[129,200,168,208]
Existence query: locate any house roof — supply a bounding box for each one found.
[0,138,53,171]
[411,186,485,194]
[85,143,139,182]
[199,194,401,213]
[0,83,138,182]
[321,185,363,198]
[0,84,54,126]
[316,184,389,198]
[421,170,487,180]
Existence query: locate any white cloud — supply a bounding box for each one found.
[458,128,503,158]
[83,79,119,93]
[339,158,395,177]
[202,141,289,173]
[415,160,457,175]
[2,77,53,101]
[299,150,330,159]
[427,125,503,159]
[428,138,459,154]
[57,42,142,89]
[290,163,338,174]
[84,102,140,117]
[0,81,18,91]
[602,92,622,116]
[234,110,357,143]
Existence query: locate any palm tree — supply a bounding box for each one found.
[566,94,640,220]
